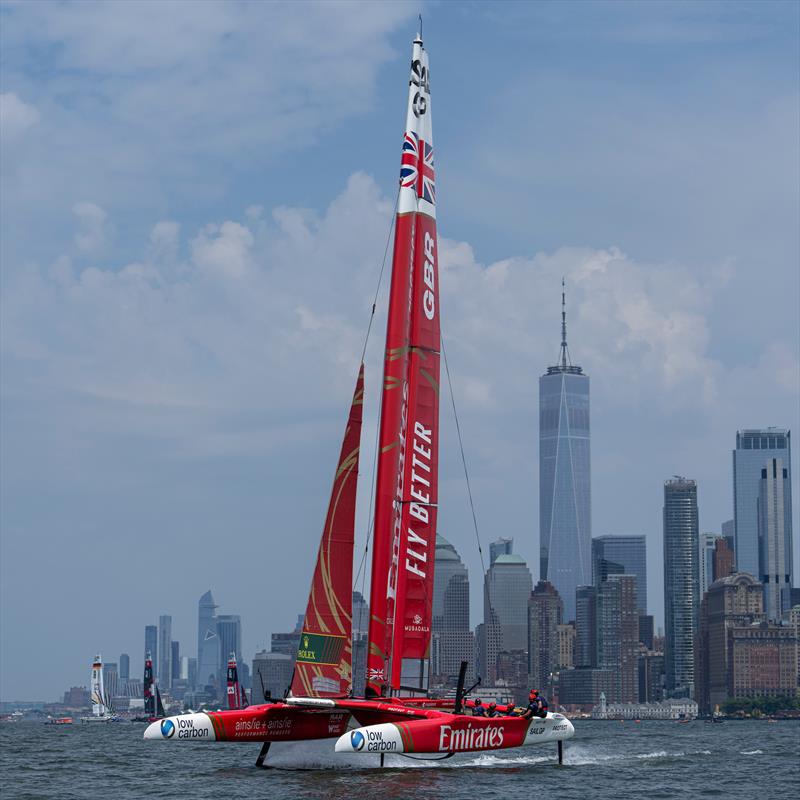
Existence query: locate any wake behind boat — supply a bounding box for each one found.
[144,30,575,766]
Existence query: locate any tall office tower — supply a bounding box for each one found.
[197,590,219,691]
[597,574,639,702]
[733,428,791,577]
[187,658,197,688]
[171,641,180,682]
[352,591,369,638]
[574,585,597,668]
[721,519,735,555]
[180,656,189,681]
[539,282,591,622]
[144,625,158,679]
[712,537,735,582]
[490,537,513,565]
[638,651,665,703]
[216,615,242,685]
[432,536,474,685]
[695,572,765,713]
[103,662,119,699]
[699,533,719,598]
[557,622,576,669]
[158,615,172,690]
[119,653,130,683]
[591,535,647,613]
[758,458,794,620]
[527,581,563,690]
[252,650,293,700]
[638,614,654,650]
[483,554,533,683]
[663,477,700,698]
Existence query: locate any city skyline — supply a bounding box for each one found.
[2,2,798,700]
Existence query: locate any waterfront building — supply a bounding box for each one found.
[482,554,533,684]
[592,535,647,613]
[699,533,719,598]
[539,283,591,622]
[663,477,700,698]
[557,623,576,669]
[432,536,474,686]
[733,428,791,578]
[489,537,513,565]
[197,590,219,692]
[695,572,765,713]
[638,650,665,702]
[527,581,563,690]
[119,653,130,683]
[63,687,91,708]
[592,696,698,720]
[730,624,798,700]
[758,458,794,621]
[158,615,172,690]
[712,537,735,582]
[558,667,615,708]
[251,650,293,700]
[271,631,301,657]
[575,586,597,668]
[597,575,639,702]
[144,625,158,679]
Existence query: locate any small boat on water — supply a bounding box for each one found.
[46,717,73,725]
[80,655,116,723]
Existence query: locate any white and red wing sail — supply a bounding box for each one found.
[226,653,242,710]
[368,34,440,695]
[291,365,364,698]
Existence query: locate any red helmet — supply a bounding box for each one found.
[488,702,496,709]
[506,703,516,712]
[529,689,539,698]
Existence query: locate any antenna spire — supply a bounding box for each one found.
[418,14,423,40]
[560,277,570,368]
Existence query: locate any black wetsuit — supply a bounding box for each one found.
[472,704,486,717]
[522,697,548,719]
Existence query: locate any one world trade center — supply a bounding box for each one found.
[539,281,591,622]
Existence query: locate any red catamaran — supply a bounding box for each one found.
[144,31,574,765]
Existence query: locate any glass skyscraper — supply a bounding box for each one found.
[733,429,791,578]
[663,477,699,698]
[539,283,590,623]
[591,535,647,613]
[197,590,219,692]
[158,615,172,690]
[758,458,793,620]
[144,625,158,678]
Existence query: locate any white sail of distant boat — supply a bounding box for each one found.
[81,654,115,723]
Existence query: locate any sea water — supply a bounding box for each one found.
[1,720,798,799]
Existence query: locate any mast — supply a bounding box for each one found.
[90,654,106,717]
[143,651,155,716]
[226,652,241,710]
[291,365,365,698]
[368,32,440,695]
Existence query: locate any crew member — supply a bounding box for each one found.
[472,698,486,717]
[486,702,499,718]
[503,702,518,716]
[521,689,548,719]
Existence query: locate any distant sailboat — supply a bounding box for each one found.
[226,653,248,710]
[81,654,115,723]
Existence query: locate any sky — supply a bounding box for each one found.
[1,0,798,701]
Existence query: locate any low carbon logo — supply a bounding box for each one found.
[350,730,365,751]
[160,719,175,738]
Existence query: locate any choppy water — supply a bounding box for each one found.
[1,720,798,799]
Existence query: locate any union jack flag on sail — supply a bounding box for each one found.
[400,131,435,205]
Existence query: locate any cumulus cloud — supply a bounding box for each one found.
[0,92,39,141]
[72,201,113,256]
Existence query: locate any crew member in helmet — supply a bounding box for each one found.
[521,689,548,719]
[472,698,486,717]
[503,702,519,716]
[486,701,499,718]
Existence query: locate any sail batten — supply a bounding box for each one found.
[290,364,365,698]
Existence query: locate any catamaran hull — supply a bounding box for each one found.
[335,712,574,755]
[144,705,352,742]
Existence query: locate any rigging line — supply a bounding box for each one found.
[359,189,400,364]
[441,334,487,578]
[353,186,400,614]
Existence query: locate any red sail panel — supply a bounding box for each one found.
[366,37,429,697]
[291,365,364,698]
[226,654,240,710]
[390,211,440,688]
[366,213,414,696]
